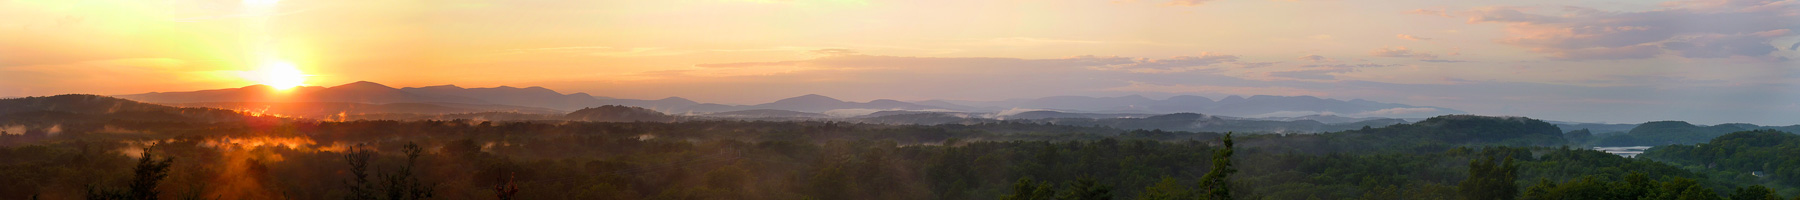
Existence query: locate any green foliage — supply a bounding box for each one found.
[1461,155,1519,200]
[1641,130,1800,186]
[1729,185,1782,200]
[1564,129,1592,145]
[1595,121,1763,146]
[1001,177,1055,200]
[1136,177,1189,200]
[1057,177,1113,200]
[1517,171,1760,200]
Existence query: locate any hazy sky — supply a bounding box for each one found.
[2,0,1798,124]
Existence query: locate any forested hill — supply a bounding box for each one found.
[1395,115,1564,144]
[1266,115,1568,153]
[564,105,676,122]
[0,94,272,124]
[1640,130,1800,188]
[1595,121,1800,146]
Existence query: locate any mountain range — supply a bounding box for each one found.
[946,95,1463,117]
[114,81,1464,119]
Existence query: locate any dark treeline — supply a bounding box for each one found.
[1641,130,1800,195]
[1,115,1796,199]
[3,96,1798,199]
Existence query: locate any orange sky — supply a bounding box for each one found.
[2,0,1799,124]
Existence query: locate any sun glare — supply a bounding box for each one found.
[244,0,281,6]
[240,61,309,90]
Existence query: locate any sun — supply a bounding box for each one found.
[240,61,310,90]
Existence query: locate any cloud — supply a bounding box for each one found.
[1458,1,1800,60]
[1370,47,1440,60]
[1163,0,1214,6]
[1660,31,1784,58]
[1404,9,1455,18]
[1550,44,1664,60]
[1103,81,1328,96]
[497,46,838,57]
[1397,34,1433,41]
[1090,52,1241,73]
[693,60,808,68]
[1297,55,1333,63]
[982,37,1106,46]
[1268,69,1351,80]
[1265,64,1387,80]
[1791,42,1800,51]
[810,49,860,56]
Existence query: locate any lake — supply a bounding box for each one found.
[1593,146,1654,158]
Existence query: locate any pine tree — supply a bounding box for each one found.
[494,173,519,200]
[87,148,174,200]
[1198,132,1236,200]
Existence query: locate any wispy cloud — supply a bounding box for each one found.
[1163,0,1215,7]
[1370,46,1439,60]
[1396,34,1432,41]
[1404,8,1455,18]
[1454,1,1799,61]
[1103,81,1328,96]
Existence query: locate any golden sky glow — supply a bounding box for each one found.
[1,0,1798,124]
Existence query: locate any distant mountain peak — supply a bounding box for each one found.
[778,94,843,103]
[869,99,906,104]
[415,84,464,90]
[240,84,275,90]
[333,81,395,90]
[654,97,700,105]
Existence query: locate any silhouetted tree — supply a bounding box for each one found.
[88,148,173,200]
[383,143,435,200]
[343,143,436,200]
[493,173,518,200]
[1198,132,1235,200]
[344,147,376,200]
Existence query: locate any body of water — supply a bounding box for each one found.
[1593,146,1654,158]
